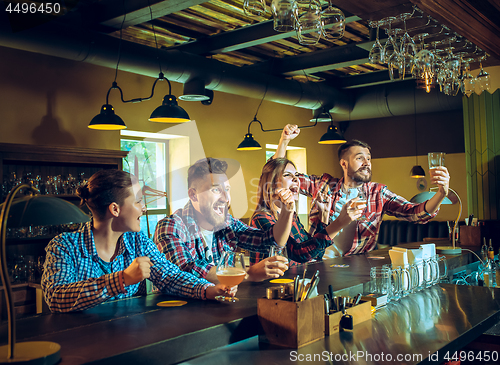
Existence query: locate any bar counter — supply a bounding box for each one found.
[0,243,498,364]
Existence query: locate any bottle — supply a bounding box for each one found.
[488,239,495,262]
[482,238,488,261]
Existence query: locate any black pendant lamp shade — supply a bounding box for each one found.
[410,165,426,178]
[88,104,126,130]
[237,133,262,151]
[149,94,191,123]
[318,125,346,144]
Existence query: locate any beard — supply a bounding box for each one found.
[348,165,372,183]
[199,200,229,227]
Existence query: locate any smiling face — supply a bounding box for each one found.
[278,163,299,200]
[189,173,231,230]
[115,182,146,232]
[341,146,372,184]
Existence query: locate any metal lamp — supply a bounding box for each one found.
[410,187,462,254]
[0,185,90,363]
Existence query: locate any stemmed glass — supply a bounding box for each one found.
[398,13,416,79]
[368,20,383,63]
[215,251,246,302]
[271,0,298,32]
[320,0,345,40]
[475,59,491,95]
[296,0,322,45]
[462,65,475,97]
[380,17,396,64]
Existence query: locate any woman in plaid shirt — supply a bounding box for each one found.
[42,169,234,312]
[249,157,365,266]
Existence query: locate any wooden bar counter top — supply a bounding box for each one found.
[0,243,498,364]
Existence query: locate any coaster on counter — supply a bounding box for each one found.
[367,256,385,260]
[157,300,188,307]
[330,264,349,268]
[269,278,294,284]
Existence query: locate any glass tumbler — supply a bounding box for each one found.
[370,266,392,297]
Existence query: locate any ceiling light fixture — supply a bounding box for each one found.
[317,113,347,144]
[410,88,425,178]
[89,2,190,129]
[237,80,322,150]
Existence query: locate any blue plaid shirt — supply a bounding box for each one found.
[42,221,212,312]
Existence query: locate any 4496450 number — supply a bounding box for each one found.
[444,350,499,362]
[5,2,61,14]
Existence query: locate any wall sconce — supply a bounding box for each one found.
[410,187,461,254]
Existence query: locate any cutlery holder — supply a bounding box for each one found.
[324,300,371,335]
[257,295,325,348]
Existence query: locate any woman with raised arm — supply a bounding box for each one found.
[249,157,355,266]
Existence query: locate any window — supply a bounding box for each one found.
[121,135,170,238]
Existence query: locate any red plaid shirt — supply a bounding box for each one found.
[154,201,277,279]
[249,210,331,266]
[299,173,437,255]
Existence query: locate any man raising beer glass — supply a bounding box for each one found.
[273,124,450,257]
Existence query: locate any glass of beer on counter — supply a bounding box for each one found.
[215,251,246,302]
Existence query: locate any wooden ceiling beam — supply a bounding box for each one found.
[170,15,361,55]
[96,0,207,29]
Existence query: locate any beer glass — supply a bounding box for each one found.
[370,266,392,296]
[428,152,445,183]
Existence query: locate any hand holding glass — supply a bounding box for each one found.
[216,251,246,302]
[428,152,445,184]
[354,188,367,221]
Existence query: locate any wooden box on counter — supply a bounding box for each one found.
[460,226,482,247]
[325,300,371,335]
[257,295,325,348]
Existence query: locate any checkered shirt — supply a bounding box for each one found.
[42,221,212,312]
[299,173,437,255]
[249,210,330,266]
[153,201,278,279]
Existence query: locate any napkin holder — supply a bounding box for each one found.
[324,300,371,335]
[257,295,324,348]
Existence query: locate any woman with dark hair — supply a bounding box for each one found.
[42,169,235,312]
[250,158,347,266]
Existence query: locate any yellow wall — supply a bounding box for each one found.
[372,153,467,221]
[0,46,338,218]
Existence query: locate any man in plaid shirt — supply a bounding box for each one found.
[273,124,451,256]
[154,158,319,283]
[42,169,234,312]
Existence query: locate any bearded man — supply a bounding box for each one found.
[273,125,451,257]
[154,158,298,283]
